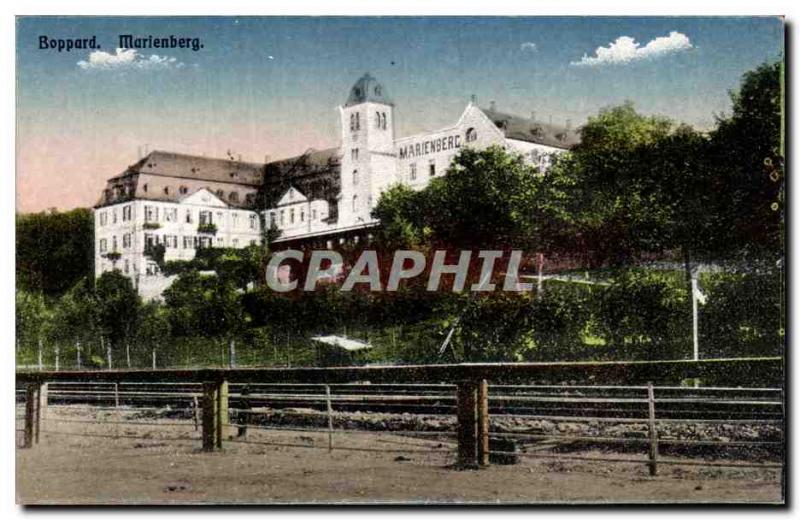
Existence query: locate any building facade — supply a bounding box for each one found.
[94,72,579,297]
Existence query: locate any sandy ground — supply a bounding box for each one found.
[16,406,784,505]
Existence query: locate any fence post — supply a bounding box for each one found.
[217,380,230,448]
[229,339,236,368]
[54,345,60,372]
[201,381,218,451]
[23,381,43,448]
[647,383,659,476]
[456,380,479,468]
[76,340,82,369]
[477,379,490,467]
[114,382,120,408]
[325,385,334,453]
[37,339,43,371]
[192,396,200,431]
[152,349,156,370]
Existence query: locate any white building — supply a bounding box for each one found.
[262,73,579,245]
[94,72,579,297]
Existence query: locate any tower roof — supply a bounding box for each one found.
[345,72,392,107]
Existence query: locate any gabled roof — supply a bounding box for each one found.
[479,107,581,149]
[129,150,264,186]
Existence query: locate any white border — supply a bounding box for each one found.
[3,2,797,518]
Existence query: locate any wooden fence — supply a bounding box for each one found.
[16,357,784,472]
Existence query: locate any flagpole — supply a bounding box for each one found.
[691,276,699,361]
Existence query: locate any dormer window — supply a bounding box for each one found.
[229,192,239,203]
[179,185,188,195]
[216,189,224,199]
[142,184,148,193]
[354,87,361,97]
[163,186,170,195]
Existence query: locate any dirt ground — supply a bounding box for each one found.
[16,406,784,505]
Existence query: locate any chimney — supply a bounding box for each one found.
[489,100,496,112]
[566,119,572,130]
[470,94,477,104]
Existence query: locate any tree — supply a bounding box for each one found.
[94,271,141,349]
[709,60,783,259]
[16,208,94,295]
[373,146,540,250]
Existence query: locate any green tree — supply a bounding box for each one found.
[16,208,94,295]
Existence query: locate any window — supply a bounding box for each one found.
[301,209,305,222]
[185,210,193,224]
[183,236,194,249]
[112,236,118,251]
[143,184,148,193]
[429,161,436,177]
[216,189,224,199]
[311,209,317,220]
[270,212,276,227]
[163,186,170,195]
[122,205,132,221]
[232,238,239,247]
[199,210,213,225]
[466,127,477,143]
[144,234,155,248]
[367,196,373,208]
[144,206,158,223]
[249,214,258,230]
[381,112,387,130]
[232,213,239,228]
[410,163,417,181]
[124,260,129,274]
[280,210,285,226]
[198,236,212,249]
[352,195,358,212]
[375,112,381,128]
[229,192,239,203]
[351,148,359,161]
[375,86,382,96]
[99,239,107,253]
[250,240,256,246]
[165,208,177,222]
[123,233,131,249]
[99,212,107,226]
[216,238,224,247]
[165,235,178,248]
[355,112,360,130]
[290,209,295,224]
[350,113,355,131]
[179,186,188,195]
[146,261,158,276]
[353,169,358,186]
[216,211,223,223]
[112,210,118,224]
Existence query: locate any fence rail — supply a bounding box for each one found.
[16,358,785,475]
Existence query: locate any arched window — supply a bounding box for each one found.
[350,113,355,131]
[353,169,358,186]
[466,127,477,143]
[179,185,188,195]
[355,112,360,130]
[375,112,381,128]
[381,112,387,130]
[352,195,358,212]
[229,192,239,203]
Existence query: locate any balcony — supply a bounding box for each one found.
[143,222,161,230]
[197,223,217,235]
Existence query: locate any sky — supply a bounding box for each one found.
[16,16,784,213]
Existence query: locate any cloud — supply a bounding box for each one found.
[520,42,537,53]
[77,48,184,71]
[571,31,692,67]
